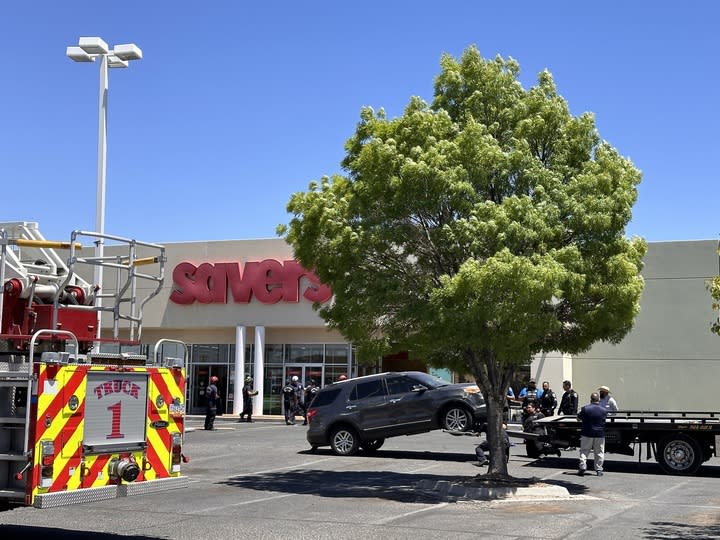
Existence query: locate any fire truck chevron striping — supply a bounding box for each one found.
[0,222,189,508]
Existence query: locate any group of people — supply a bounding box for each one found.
[508,378,581,417]
[203,372,348,430]
[203,375,259,430]
[282,376,320,425]
[475,378,620,476]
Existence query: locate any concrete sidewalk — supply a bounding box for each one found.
[186,413,290,423]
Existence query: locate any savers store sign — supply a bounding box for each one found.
[170,259,332,305]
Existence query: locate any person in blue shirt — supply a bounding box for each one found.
[517,378,544,407]
[577,392,609,476]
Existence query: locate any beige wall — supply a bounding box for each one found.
[570,240,720,410]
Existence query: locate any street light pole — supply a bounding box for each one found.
[66,37,142,347]
[95,53,108,343]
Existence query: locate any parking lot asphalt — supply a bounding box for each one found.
[2,415,720,539]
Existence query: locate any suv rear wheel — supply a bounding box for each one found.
[441,405,472,431]
[330,426,360,456]
[361,439,385,452]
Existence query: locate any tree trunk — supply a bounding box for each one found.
[466,349,516,477]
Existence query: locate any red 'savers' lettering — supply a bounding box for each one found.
[169,259,332,305]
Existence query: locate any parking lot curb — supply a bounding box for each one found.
[416,479,571,501]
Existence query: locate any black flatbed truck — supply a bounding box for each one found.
[507,410,720,475]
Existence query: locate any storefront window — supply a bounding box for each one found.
[325,344,350,364]
[286,344,323,363]
[191,344,230,364]
[265,344,284,364]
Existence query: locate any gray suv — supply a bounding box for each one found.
[306,371,486,455]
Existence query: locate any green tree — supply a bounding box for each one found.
[279,46,646,477]
[708,254,720,335]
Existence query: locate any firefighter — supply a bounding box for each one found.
[283,378,298,425]
[204,375,220,430]
[239,376,259,423]
[291,376,306,425]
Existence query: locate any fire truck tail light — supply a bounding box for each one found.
[40,440,54,487]
[171,433,183,472]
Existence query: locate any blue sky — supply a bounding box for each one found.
[2,2,718,244]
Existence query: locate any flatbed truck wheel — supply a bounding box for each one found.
[656,433,703,475]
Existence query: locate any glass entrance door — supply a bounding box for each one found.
[284,364,323,388]
[192,365,228,414]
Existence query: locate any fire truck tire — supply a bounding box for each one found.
[656,433,703,475]
[330,426,360,456]
[361,439,385,452]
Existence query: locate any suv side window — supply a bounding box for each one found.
[385,375,418,395]
[311,388,342,407]
[349,380,387,401]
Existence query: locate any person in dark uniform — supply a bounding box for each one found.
[538,381,557,417]
[238,376,259,423]
[303,380,319,425]
[522,401,561,457]
[204,375,220,430]
[558,380,579,415]
[282,378,298,425]
[577,392,609,476]
[474,423,511,466]
[290,376,306,425]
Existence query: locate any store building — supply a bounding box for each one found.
[103,238,356,416]
[102,235,720,415]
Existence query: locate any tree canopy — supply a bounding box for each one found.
[279,46,646,475]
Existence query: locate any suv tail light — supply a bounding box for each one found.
[307,408,318,424]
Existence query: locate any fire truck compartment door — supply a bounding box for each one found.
[83,372,149,453]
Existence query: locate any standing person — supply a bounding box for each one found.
[290,376,306,425]
[238,376,259,423]
[517,378,543,407]
[598,386,618,412]
[337,374,347,382]
[204,375,220,431]
[558,380,579,415]
[304,380,319,416]
[577,392,609,476]
[538,381,557,416]
[282,378,298,425]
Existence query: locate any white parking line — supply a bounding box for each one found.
[238,457,335,477]
[196,493,296,513]
[375,502,449,524]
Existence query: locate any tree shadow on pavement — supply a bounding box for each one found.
[641,522,720,539]
[521,455,720,479]
[300,448,476,462]
[0,526,162,540]
[221,468,588,502]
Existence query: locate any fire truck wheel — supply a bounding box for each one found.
[656,433,703,475]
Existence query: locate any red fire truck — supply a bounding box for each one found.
[0,222,188,508]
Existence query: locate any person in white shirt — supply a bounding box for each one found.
[598,385,618,412]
